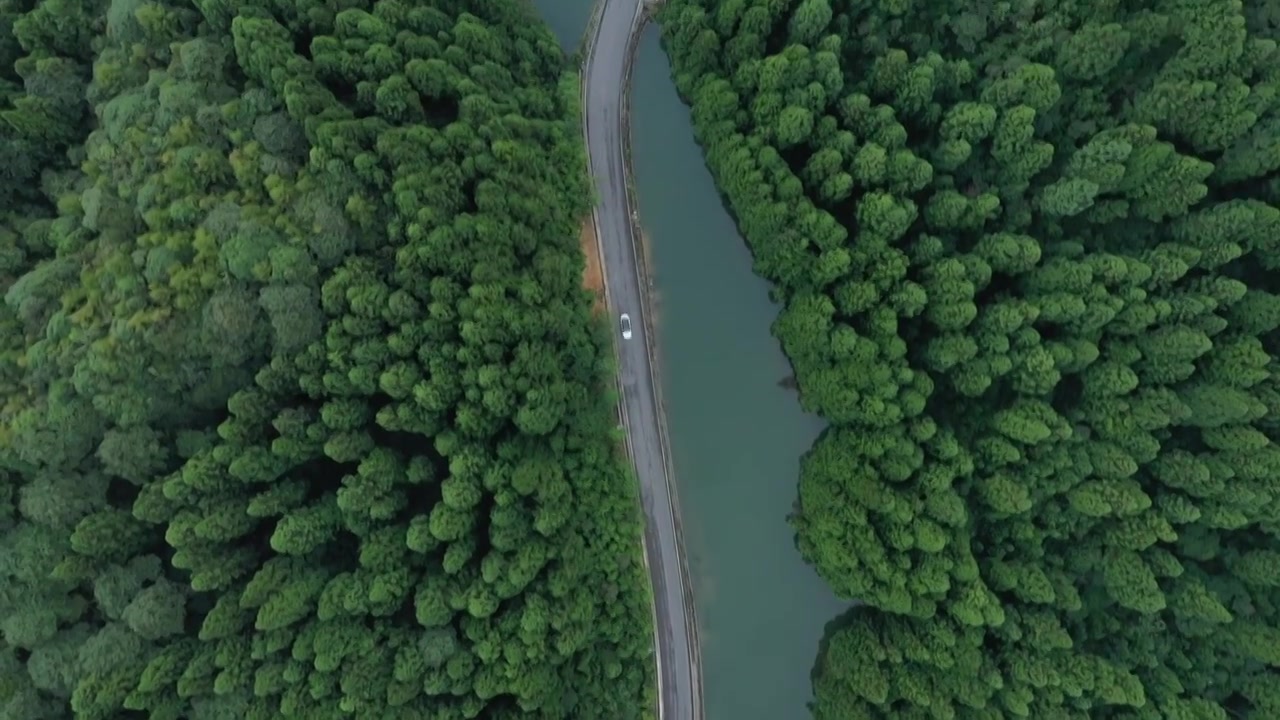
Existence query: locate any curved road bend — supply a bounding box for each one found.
[581,1,701,719]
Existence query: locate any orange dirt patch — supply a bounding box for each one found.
[580,216,606,313]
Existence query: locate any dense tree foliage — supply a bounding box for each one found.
[0,0,653,718]
[662,0,1280,717]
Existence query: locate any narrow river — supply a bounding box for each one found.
[536,4,847,719]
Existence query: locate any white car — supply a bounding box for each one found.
[620,313,632,340]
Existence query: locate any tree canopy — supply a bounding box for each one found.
[0,0,652,718]
[661,0,1280,717]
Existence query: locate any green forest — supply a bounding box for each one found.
[660,0,1280,717]
[0,0,654,718]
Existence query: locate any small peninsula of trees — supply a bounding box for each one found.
[0,0,652,718]
[661,0,1280,717]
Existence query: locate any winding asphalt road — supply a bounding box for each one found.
[580,1,701,719]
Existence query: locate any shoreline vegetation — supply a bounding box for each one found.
[659,0,1280,717]
[0,1,652,718]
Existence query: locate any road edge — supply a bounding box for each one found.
[614,3,705,720]
[580,1,703,718]
[578,4,664,720]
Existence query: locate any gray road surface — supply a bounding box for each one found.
[580,2,702,719]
